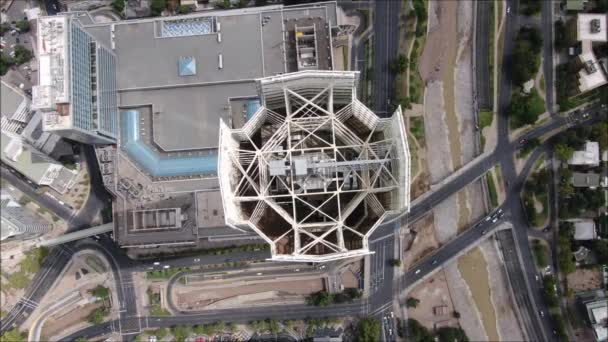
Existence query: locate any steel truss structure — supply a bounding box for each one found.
[218,71,410,262]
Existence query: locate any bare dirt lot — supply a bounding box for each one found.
[175,277,324,310]
[567,268,603,292]
[41,302,103,340]
[403,214,439,270]
[406,269,458,330]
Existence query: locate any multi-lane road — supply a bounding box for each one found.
[371,0,400,115]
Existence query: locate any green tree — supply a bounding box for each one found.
[152,328,168,339]
[519,0,541,16]
[508,90,544,128]
[87,307,109,324]
[591,122,608,151]
[593,240,608,264]
[391,259,402,267]
[89,285,110,300]
[75,338,88,342]
[16,20,30,33]
[406,297,420,308]
[554,144,575,162]
[406,319,434,342]
[390,54,408,74]
[437,327,469,342]
[178,5,193,14]
[150,0,166,16]
[358,318,380,342]
[111,0,125,14]
[0,22,10,35]
[171,325,192,342]
[0,54,13,76]
[0,329,26,342]
[12,45,33,65]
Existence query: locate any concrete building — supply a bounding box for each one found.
[2,80,76,192]
[572,219,597,240]
[78,2,356,249]
[569,141,601,166]
[584,298,608,341]
[33,15,118,144]
[572,172,602,188]
[218,71,410,262]
[576,14,608,93]
[0,192,52,241]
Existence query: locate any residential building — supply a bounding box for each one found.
[566,0,588,12]
[0,192,52,241]
[33,15,118,144]
[572,171,601,188]
[572,219,598,240]
[575,14,608,93]
[569,141,600,166]
[584,298,607,342]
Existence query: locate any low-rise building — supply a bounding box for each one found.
[584,298,607,342]
[572,172,601,188]
[573,219,598,240]
[569,141,600,166]
[575,14,608,93]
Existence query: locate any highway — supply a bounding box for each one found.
[475,0,492,110]
[371,0,400,115]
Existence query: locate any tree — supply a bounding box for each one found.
[390,54,408,74]
[453,311,461,319]
[406,297,420,308]
[406,319,434,342]
[306,291,334,306]
[559,182,574,197]
[511,27,542,86]
[16,20,30,33]
[0,329,26,342]
[152,328,168,339]
[358,318,380,342]
[255,0,268,6]
[171,325,192,342]
[343,287,362,299]
[150,0,166,16]
[111,0,125,14]
[89,285,110,300]
[519,0,542,16]
[75,338,88,342]
[391,258,402,267]
[508,90,544,128]
[87,307,109,324]
[592,240,608,264]
[12,45,33,65]
[591,122,608,151]
[554,144,575,162]
[178,5,193,14]
[437,327,469,342]
[0,22,10,35]
[0,54,13,76]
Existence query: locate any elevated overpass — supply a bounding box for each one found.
[37,223,113,247]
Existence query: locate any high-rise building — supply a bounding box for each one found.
[33,15,118,144]
[0,192,52,241]
[218,71,410,262]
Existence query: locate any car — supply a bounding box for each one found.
[415,269,421,275]
[492,218,498,223]
[485,216,492,222]
[507,6,510,13]
[432,260,438,265]
[519,138,527,145]
[256,272,263,275]
[582,112,589,118]
[539,310,544,317]
[153,262,160,265]
[390,311,394,318]
[193,258,200,262]
[163,265,170,269]
[535,275,539,281]
[389,328,393,335]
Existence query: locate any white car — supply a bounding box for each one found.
[153,262,160,266]
[163,265,170,269]
[415,269,421,275]
[507,6,511,14]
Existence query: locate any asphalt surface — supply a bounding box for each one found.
[541,0,555,114]
[475,0,492,110]
[371,0,400,115]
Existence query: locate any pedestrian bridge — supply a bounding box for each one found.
[37,223,113,247]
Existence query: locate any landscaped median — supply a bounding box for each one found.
[521,157,550,228]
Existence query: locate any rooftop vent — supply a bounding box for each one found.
[590,19,601,33]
